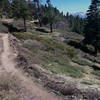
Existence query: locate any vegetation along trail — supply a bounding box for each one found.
[0,33,63,100]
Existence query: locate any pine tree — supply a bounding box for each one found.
[46,0,56,32]
[3,0,11,17]
[84,0,100,55]
[0,0,11,18]
[0,0,3,19]
[11,0,30,32]
[66,12,69,19]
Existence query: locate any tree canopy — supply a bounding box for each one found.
[11,0,30,31]
[84,0,100,55]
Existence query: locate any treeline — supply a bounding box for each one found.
[1,0,100,56]
[0,0,64,32]
[66,13,85,34]
[0,0,84,34]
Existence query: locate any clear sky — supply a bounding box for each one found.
[50,0,91,14]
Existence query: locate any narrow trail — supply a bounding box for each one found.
[0,33,62,100]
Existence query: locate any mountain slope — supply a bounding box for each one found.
[1,19,100,100]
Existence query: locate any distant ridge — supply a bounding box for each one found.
[72,12,87,18]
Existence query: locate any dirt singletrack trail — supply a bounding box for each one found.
[0,33,62,100]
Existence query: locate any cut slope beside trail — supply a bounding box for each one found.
[0,33,62,100]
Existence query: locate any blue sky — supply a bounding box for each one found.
[50,0,91,14]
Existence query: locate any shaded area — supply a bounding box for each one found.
[36,28,49,33]
[0,23,9,33]
[67,40,95,55]
[92,65,100,71]
[2,22,24,33]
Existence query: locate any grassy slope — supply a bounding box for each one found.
[12,26,100,83]
[11,24,100,92]
[13,31,86,78]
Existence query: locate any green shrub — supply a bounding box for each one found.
[85,54,100,64]
[14,32,76,58]
[47,63,85,78]
[66,47,76,58]
[92,70,100,77]
[86,44,95,52]
[81,81,93,85]
[72,57,93,66]
[13,32,43,41]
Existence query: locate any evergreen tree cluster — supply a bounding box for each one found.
[84,0,100,55]
[66,13,85,34]
[0,0,11,18]
[0,0,61,32]
[0,0,84,33]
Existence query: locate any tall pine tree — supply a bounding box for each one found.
[46,0,56,32]
[0,0,11,18]
[84,0,100,55]
[11,0,30,32]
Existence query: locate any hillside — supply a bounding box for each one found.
[0,19,100,100]
[0,29,64,100]
[1,0,100,99]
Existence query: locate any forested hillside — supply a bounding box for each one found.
[0,0,85,33]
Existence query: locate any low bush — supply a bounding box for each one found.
[13,32,43,41]
[47,63,85,78]
[86,44,95,52]
[81,81,93,85]
[0,74,18,91]
[92,70,100,77]
[85,54,100,64]
[44,80,80,96]
[72,57,93,66]
[83,89,100,100]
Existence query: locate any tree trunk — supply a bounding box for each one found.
[39,19,42,27]
[94,39,98,57]
[94,45,98,56]
[50,23,53,33]
[24,17,27,32]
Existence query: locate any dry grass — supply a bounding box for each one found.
[11,32,100,100]
[0,73,19,100]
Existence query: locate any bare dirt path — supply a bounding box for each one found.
[0,33,63,100]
